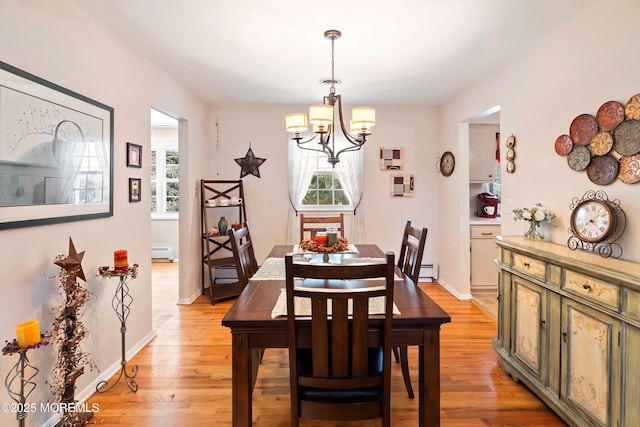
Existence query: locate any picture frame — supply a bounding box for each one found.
[126,142,142,168]
[0,61,114,229]
[391,174,414,197]
[379,147,403,170]
[129,178,141,202]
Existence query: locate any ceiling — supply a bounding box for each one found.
[79,0,596,106]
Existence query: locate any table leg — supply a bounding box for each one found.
[232,333,252,426]
[419,330,441,427]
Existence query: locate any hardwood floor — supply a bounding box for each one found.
[85,262,567,426]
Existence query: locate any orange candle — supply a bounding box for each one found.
[114,250,128,269]
[314,233,328,247]
[16,319,40,348]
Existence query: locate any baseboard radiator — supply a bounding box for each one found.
[151,246,174,261]
[419,263,438,281]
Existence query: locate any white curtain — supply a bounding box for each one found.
[285,140,317,244]
[335,141,365,243]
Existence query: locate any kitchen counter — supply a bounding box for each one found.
[469,217,501,225]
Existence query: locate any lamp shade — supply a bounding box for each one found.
[351,107,375,127]
[309,104,334,126]
[350,119,371,136]
[285,113,308,133]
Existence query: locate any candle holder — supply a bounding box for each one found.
[2,336,48,427]
[96,265,139,393]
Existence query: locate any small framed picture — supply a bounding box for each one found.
[129,178,141,202]
[127,142,142,168]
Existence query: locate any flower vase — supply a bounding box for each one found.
[218,216,228,234]
[524,220,545,241]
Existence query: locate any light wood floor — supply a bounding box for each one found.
[85,262,567,426]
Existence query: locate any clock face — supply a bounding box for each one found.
[570,200,616,243]
[440,151,455,177]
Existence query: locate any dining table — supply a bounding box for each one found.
[221,244,451,426]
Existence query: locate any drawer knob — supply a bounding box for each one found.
[523,262,530,268]
[582,283,592,291]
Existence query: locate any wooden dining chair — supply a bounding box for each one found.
[394,220,427,399]
[228,223,259,291]
[299,213,344,241]
[285,252,395,427]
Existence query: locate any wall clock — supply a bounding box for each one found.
[439,151,455,177]
[567,190,625,258]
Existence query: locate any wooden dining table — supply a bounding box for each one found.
[221,244,451,426]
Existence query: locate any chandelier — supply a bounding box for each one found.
[285,29,375,167]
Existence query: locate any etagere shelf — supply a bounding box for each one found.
[200,179,247,303]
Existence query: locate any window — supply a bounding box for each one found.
[69,141,107,204]
[151,146,179,217]
[300,156,351,208]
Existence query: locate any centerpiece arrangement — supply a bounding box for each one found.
[513,203,558,241]
[299,236,349,253]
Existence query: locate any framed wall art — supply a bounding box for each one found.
[0,61,114,229]
[129,178,141,202]
[379,147,403,170]
[391,174,414,197]
[126,142,142,168]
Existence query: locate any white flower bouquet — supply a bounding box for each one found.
[512,203,557,226]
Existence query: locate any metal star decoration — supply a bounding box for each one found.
[234,146,266,178]
[54,237,86,283]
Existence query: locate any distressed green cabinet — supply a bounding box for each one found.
[495,236,640,427]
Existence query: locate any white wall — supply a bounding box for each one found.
[0,1,209,425]
[437,0,640,298]
[208,104,438,264]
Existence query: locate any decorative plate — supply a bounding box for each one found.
[567,145,591,171]
[554,134,573,156]
[596,100,625,131]
[586,155,619,185]
[613,119,640,156]
[589,132,613,156]
[506,160,515,173]
[506,135,516,148]
[570,114,598,146]
[625,93,640,120]
[505,148,515,161]
[618,154,640,184]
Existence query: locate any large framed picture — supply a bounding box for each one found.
[0,61,114,229]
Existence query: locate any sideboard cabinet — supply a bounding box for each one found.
[494,236,640,427]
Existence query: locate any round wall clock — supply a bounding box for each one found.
[567,190,625,258]
[439,151,455,177]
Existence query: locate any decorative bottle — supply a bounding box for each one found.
[218,216,228,234]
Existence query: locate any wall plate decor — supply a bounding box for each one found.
[0,61,114,229]
[555,93,640,185]
[391,174,414,197]
[379,147,403,170]
[567,190,625,258]
[438,151,455,176]
[129,178,141,202]
[127,143,142,168]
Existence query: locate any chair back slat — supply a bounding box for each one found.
[397,220,427,285]
[300,213,345,241]
[229,224,259,289]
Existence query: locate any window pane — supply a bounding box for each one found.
[317,174,332,189]
[335,191,349,205]
[151,151,157,179]
[318,190,333,205]
[302,190,317,205]
[166,164,179,179]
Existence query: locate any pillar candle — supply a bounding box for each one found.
[114,249,128,269]
[314,233,328,247]
[16,319,40,348]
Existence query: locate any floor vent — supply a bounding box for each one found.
[151,247,174,261]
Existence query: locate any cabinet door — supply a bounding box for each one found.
[495,270,511,349]
[470,225,500,292]
[469,124,498,182]
[560,299,620,427]
[623,324,640,427]
[512,276,548,383]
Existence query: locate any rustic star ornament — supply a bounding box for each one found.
[54,237,86,283]
[234,146,266,178]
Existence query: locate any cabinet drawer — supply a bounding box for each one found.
[470,225,500,239]
[624,289,640,319]
[512,253,546,280]
[564,270,619,309]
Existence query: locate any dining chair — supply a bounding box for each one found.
[285,252,395,426]
[228,223,259,291]
[394,220,427,399]
[299,213,344,241]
